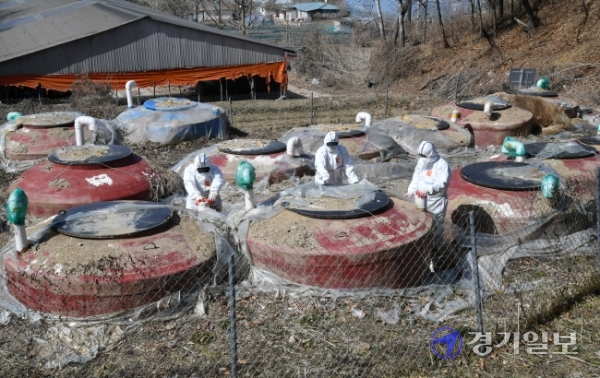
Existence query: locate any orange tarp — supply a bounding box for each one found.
[0,61,287,91]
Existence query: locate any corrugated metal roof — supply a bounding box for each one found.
[289,2,340,12]
[0,0,292,63]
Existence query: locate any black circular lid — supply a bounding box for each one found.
[309,125,366,138]
[460,162,541,191]
[144,97,196,111]
[48,145,133,165]
[218,139,286,155]
[285,191,391,219]
[53,201,174,239]
[19,113,77,128]
[525,142,597,159]
[456,98,511,111]
[505,88,558,97]
[578,137,600,146]
[400,115,450,131]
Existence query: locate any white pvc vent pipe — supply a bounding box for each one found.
[126,80,138,109]
[286,137,303,157]
[483,101,493,118]
[74,116,98,146]
[244,190,256,211]
[355,112,372,127]
[15,224,28,253]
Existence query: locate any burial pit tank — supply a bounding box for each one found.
[247,190,433,289]
[175,139,314,185]
[114,97,229,145]
[3,111,84,161]
[8,145,157,219]
[431,97,534,148]
[3,202,216,317]
[505,87,580,118]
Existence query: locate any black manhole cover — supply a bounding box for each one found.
[285,191,391,219]
[456,97,511,111]
[218,140,286,155]
[578,137,600,146]
[48,145,133,165]
[53,201,173,239]
[505,88,558,97]
[460,161,541,191]
[525,142,597,159]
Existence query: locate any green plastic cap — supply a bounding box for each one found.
[536,77,550,90]
[541,174,559,198]
[236,161,256,190]
[501,136,526,157]
[4,188,28,226]
[7,111,22,122]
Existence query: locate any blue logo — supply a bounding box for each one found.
[430,326,463,359]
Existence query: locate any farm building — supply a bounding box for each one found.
[286,2,340,22]
[0,0,294,96]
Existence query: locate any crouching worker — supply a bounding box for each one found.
[315,131,359,185]
[184,153,224,211]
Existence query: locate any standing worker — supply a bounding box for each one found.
[405,141,452,248]
[184,153,225,211]
[315,131,359,185]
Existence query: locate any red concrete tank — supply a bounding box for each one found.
[247,197,433,289]
[8,145,155,219]
[431,101,534,148]
[447,152,600,235]
[4,112,83,161]
[3,202,215,317]
[205,139,313,184]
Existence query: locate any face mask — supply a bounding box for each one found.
[326,142,338,153]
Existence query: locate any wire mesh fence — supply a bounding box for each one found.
[0,88,598,376]
[0,81,405,129]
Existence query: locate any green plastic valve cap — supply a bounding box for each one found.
[4,187,28,226]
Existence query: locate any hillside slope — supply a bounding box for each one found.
[396,0,600,106]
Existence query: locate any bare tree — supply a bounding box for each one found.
[434,0,449,48]
[487,0,498,34]
[416,0,428,42]
[375,0,387,41]
[394,0,411,47]
[519,0,540,31]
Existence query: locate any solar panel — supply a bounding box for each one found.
[508,68,536,89]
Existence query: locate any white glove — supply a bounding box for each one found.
[420,185,433,195]
[191,192,202,201]
[208,191,218,203]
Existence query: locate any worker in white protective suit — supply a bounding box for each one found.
[183,153,225,211]
[405,141,452,247]
[314,131,359,185]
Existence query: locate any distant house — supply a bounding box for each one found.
[286,2,340,22]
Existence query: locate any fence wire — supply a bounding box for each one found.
[0,91,597,376]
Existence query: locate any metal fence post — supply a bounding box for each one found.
[469,211,484,334]
[228,247,238,378]
[454,75,459,102]
[229,97,233,127]
[596,167,600,274]
[310,92,313,125]
[384,82,389,118]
